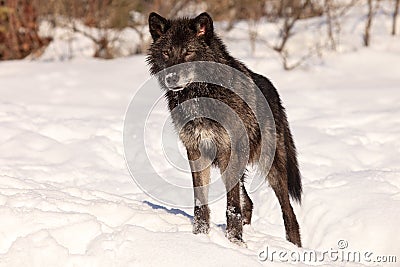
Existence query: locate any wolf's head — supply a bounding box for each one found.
[147,12,227,91]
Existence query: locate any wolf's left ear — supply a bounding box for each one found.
[193,12,213,40]
[149,12,169,41]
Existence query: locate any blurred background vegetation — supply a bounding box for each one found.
[0,0,399,68]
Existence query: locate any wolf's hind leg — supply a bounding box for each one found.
[240,174,253,225]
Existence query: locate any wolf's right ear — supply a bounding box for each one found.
[149,12,169,41]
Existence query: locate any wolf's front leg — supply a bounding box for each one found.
[223,176,243,244]
[220,149,247,246]
[188,149,211,234]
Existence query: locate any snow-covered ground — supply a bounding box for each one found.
[1,7,400,267]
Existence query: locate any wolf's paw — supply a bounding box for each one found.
[193,221,210,235]
[226,227,246,247]
[227,235,247,248]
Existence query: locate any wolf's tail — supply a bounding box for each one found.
[285,129,302,203]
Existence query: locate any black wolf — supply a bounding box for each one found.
[147,12,302,247]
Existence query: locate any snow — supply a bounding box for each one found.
[1,6,400,267]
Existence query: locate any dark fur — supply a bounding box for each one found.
[147,12,302,247]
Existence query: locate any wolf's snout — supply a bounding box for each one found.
[165,72,180,89]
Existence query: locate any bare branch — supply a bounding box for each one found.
[392,0,400,35]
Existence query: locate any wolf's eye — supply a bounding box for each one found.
[184,51,195,60]
[162,51,169,59]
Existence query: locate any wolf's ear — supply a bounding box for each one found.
[193,12,213,40]
[149,12,169,41]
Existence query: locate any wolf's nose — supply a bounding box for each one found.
[165,72,179,87]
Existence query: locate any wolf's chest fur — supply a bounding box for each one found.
[177,117,229,152]
[167,85,259,163]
